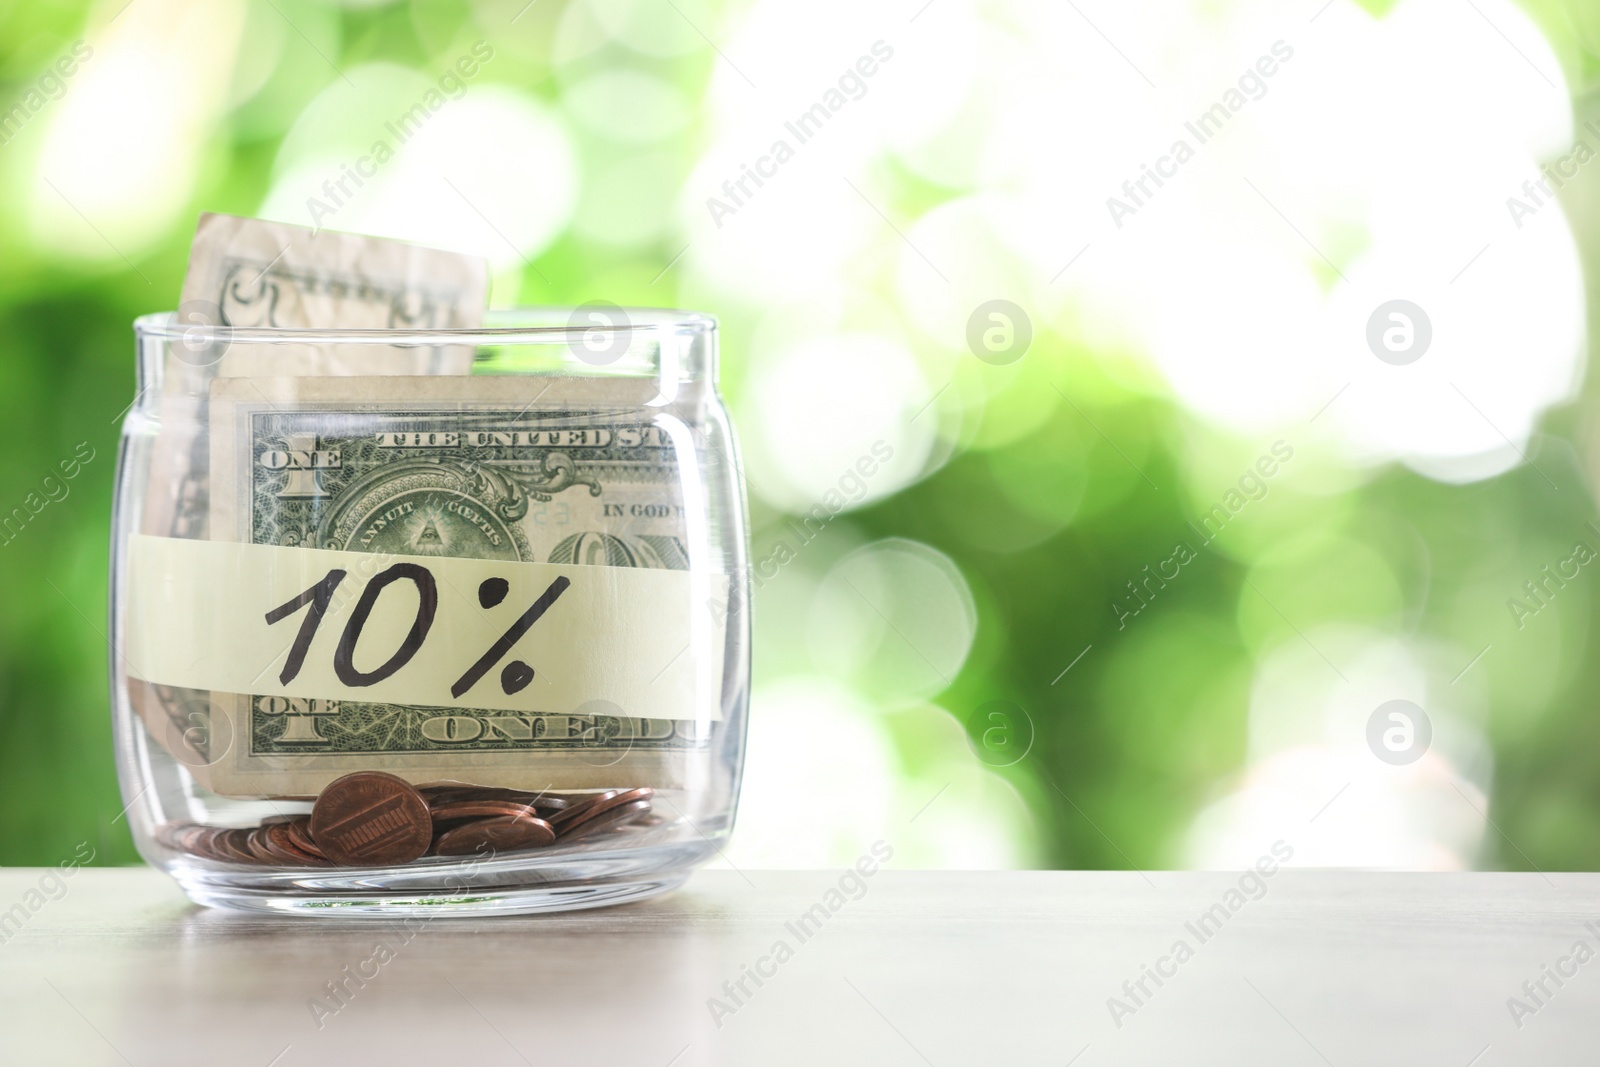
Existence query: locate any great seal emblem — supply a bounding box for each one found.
[318,459,535,561]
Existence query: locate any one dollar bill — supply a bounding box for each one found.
[146,213,489,543]
[199,375,726,798]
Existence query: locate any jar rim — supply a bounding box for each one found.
[133,306,717,347]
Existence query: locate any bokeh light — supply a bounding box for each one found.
[5,0,1600,876]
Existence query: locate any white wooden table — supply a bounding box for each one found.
[0,868,1594,1065]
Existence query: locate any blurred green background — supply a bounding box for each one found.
[5,0,1600,872]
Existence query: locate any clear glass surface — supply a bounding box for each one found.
[112,309,750,915]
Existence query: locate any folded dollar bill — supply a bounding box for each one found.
[147,213,490,541]
[130,216,724,799]
[189,375,721,797]
[132,215,491,794]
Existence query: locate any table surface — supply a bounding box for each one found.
[1,868,1596,1065]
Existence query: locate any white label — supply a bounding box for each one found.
[125,535,728,721]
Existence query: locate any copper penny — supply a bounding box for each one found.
[265,822,333,867]
[184,826,228,860]
[213,828,261,865]
[434,816,556,857]
[244,827,280,864]
[551,787,653,834]
[546,789,621,832]
[504,789,572,811]
[559,799,652,841]
[429,799,542,823]
[310,771,432,866]
[419,786,479,804]
[284,818,326,859]
[253,836,300,866]
[424,786,572,812]
[158,822,202,851]
[522,791,579,810]
[179,824,231,858]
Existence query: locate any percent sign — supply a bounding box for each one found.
[265,564,571,698]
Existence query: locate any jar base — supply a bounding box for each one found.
[164,838,718,917]
[177,871,691,917]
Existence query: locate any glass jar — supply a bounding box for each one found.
[111,308,749,916]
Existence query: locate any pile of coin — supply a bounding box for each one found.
[158,772,657,868]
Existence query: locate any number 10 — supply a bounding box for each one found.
[265,564,439,687]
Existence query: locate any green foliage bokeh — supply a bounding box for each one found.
[2,0,1600,873]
